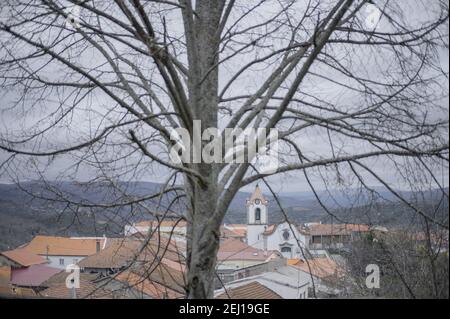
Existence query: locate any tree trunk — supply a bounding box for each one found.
[184,0,224,299]
[186,181,221,298]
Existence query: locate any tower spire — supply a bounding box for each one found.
[248,184,268,205]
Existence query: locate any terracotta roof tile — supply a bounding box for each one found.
[216,281,282,299]
[290,258,343,279]
[0,266,38,298]
[78,238,185,270]
[1,248,48,267]
[221,227,246,238]
[39,274,113,299]
[21,236,106,257]
[114,271,184,299]
[10,264,61,287]
[224,224,247,230]
[218,238,277,262]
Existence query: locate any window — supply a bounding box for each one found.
[59,258,65,266]
[282,230,290,240]
[255,208,261,222]
[255,199,261,205]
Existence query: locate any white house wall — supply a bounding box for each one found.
[247,225,266,249]
[41,255,87,269]
[265,222,307,259]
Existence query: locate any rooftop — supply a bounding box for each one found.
[289,258,343,279]
[1,248,48,267]
[114,271,184,299]
[216,281,282,299]
[39,273,112,299]
[10,264,61,287]
[220,227,247,238]
[217,238,277,262]
[78,237,185,270]
[20,235,107,257]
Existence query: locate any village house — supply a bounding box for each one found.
[7,235,109,269]
[288,257,346,297]
[78,237,185,275]
[215,258,286,288]
[220,224,247,242]
[0,248,60,296]
[216,238,281,271]
[299,223,371,251]
[215,264,312,299]
[215,256,344,298]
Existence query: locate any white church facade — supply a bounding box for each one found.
[246,185,308,259]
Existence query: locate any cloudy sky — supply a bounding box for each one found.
[0,0,448,194]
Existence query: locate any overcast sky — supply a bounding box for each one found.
[0,0,448,194]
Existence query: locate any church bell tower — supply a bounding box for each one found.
[246,184,268,249]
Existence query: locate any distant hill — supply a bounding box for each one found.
[0,181,448,251]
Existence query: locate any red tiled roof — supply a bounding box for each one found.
[78,238,185,270]
[39,274,113,299]
[221,227,246,238]
[10,264,61,287]
[114,271,184,299]
[218,238,275,262]
[289,258,343,279]
[1,248,48,267]
[216,281,282,299]
[21,236,106,257]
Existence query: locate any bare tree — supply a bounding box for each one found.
[0,0,448,298]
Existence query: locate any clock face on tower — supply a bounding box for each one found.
[255,199,261,205]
